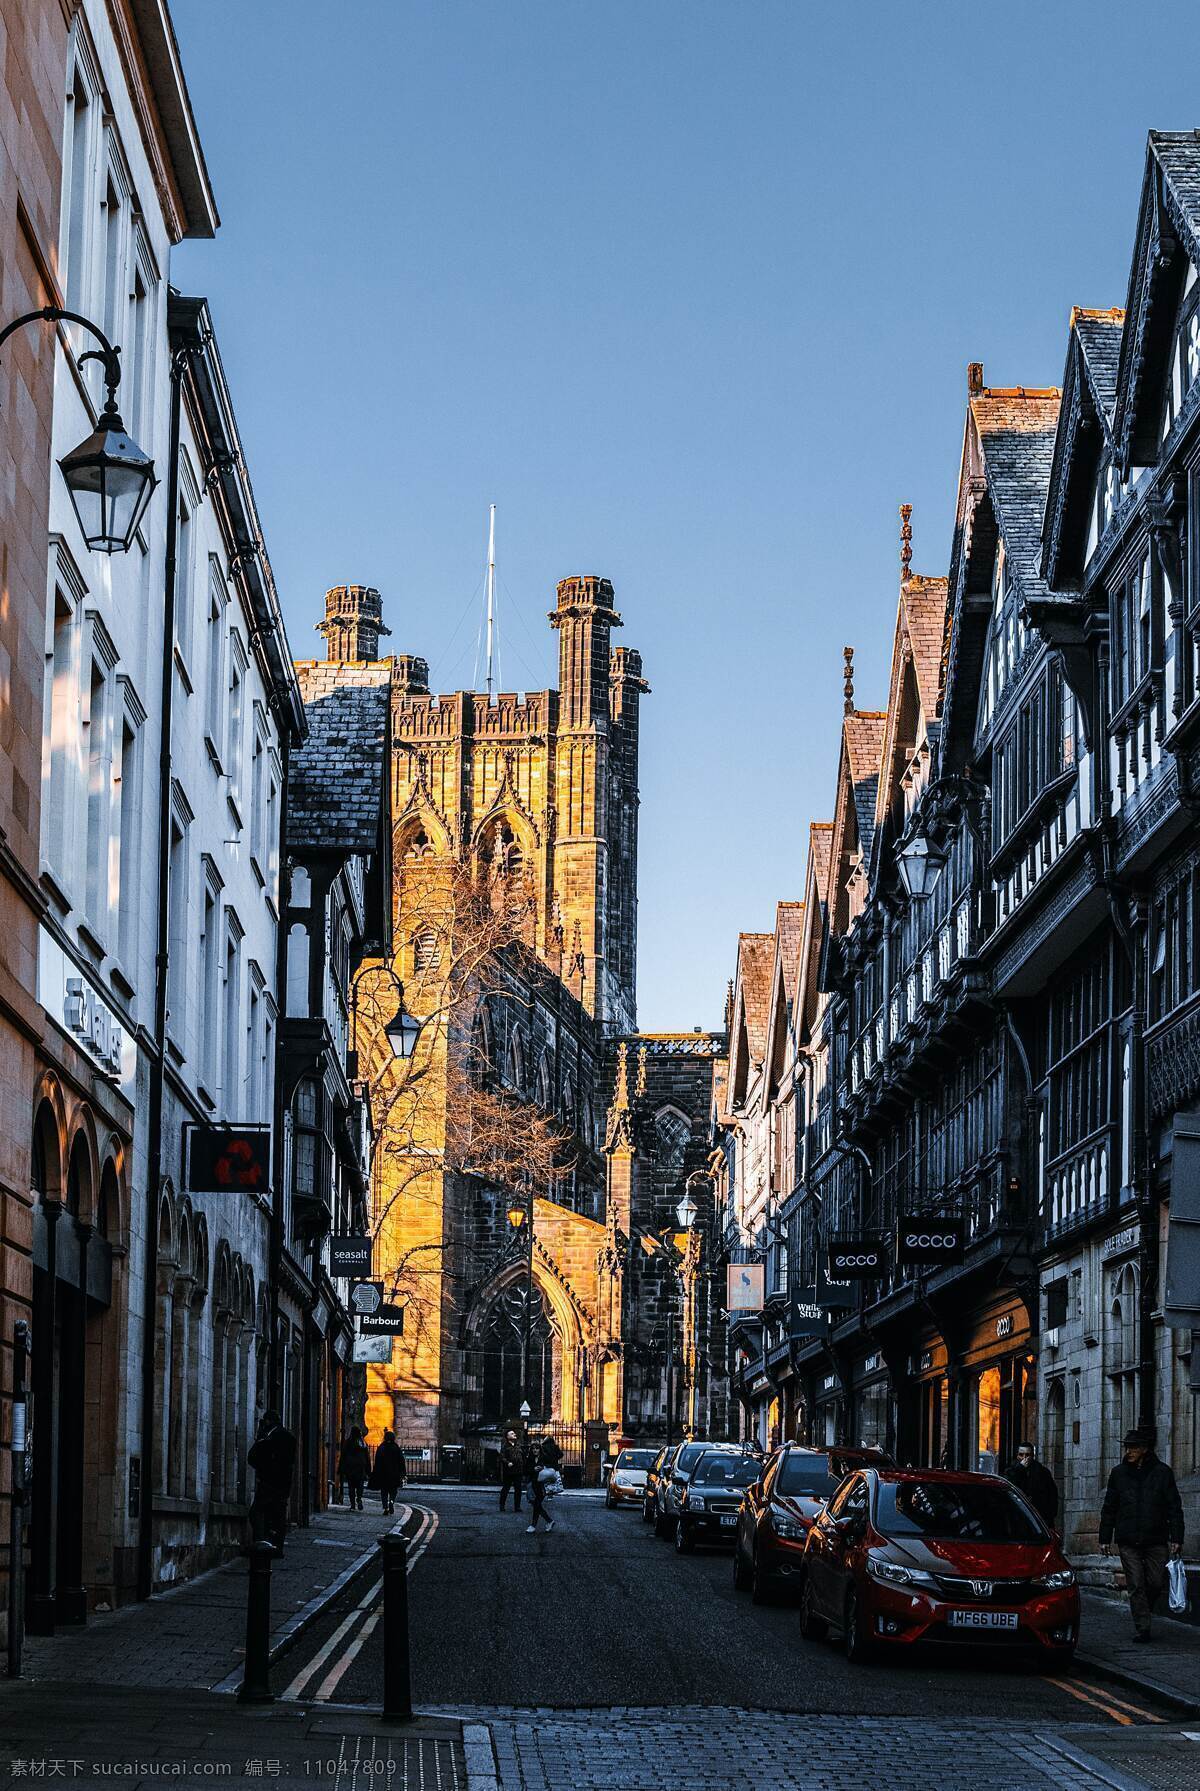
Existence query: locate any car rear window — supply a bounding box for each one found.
[876,1479,1045,1543]
[776,1455,838,1498]
[695,1455,761,1488]
[615,1450,655,1470]
[674,1444,708,1474]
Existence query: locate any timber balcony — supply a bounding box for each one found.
[844,894,989,1132]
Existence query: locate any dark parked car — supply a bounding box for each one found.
[654,1440,741,1537]
[798,1468,1079,1666]
[734,1444,894,1602]
[642,1445,673,1523]
[673,1449,763,1554]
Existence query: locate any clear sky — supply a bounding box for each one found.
[172,0,1198,1032]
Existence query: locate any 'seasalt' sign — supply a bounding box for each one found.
[827,1238,888,1280]
[329,1235,373,1278]
[896,1217,965,1266]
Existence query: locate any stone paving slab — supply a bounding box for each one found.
[1077,1593,1200,1717]
[18,1505,400,1693]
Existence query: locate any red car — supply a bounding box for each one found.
[733,1444,893,1602]
[799,1468,1079,1666]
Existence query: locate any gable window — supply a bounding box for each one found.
[1111,552,1154,709]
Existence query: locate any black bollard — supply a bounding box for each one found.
[378,1531,413,1722]
[237,1541,276,1705]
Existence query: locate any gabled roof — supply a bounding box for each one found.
[765,902,805,1094]
[1114,131,1200,469]
[795,823,834,1044]
[774,901,806,1003]
[290,662,391,852]
[1041,309,1125,592]
[843,711,887,866]
[872,573,950,853]
[735,933,774,1064]
[940,375,1060,762]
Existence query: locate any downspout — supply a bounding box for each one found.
[269,732,290,1409]
[137,345,185,1602]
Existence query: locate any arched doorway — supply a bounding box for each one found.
[478,1280,557,1426]
[29,1107,115,1631]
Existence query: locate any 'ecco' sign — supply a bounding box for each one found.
[896,1217,965,1267]
[827,1239,887,1280]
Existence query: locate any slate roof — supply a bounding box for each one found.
[1072,307,1124,430]
[843,712,887,862]
[290,661,391,852]
[901,576,951,721]
[1149,131,1200,260]
[736,933,775,1065]
[969,388,1061,602]
[774,901,805,1002]
[809,822,834,909]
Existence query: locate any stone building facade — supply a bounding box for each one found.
[301,580,727,1461]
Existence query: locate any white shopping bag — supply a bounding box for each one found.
[1167,1556,1188,1615]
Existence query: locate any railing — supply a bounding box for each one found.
[1043,1133,1110,1234]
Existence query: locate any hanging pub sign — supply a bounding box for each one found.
[827,1237,888,1281]
[789,1284,830,1339]
[187,1126,270,1194]
[329,1235,373,1278]
[896,1215,965,1267]
[726,1262,765,1312]
[359,1304,406,1336]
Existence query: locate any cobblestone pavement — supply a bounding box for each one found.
[18,1504,399,1692]
[457,1708,1200,1791]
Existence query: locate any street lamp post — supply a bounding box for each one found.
[506,1188,535,1416]
[349,962,424,1069]
[652,1191,700,1448]
[0,307,157,551]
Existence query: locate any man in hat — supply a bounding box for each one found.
[1099,1427,1185,1641]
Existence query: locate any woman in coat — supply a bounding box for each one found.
[336,1426,371,1510]
[370,1428,407,1516]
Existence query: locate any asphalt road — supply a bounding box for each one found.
[277,1489,1167,1723]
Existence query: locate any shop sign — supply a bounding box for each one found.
[913,1349,934,1374]
[788,1284,829,1340]
[1101,1224,1138,1262]
[352,1335,394,1365]
[995,1312,1014,1340]
[727,1262,765,1312]
[827,1237,887,1280]
[38,929,135,1095]
[359,1304,406,1336]
[329,1235,373,1278]
[896,1216,965,1266]
[187,1126,270,1194]
[863,1352,882,1374]
[822,1373,839,1394]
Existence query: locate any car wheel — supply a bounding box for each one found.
[732,1536,752,1592]
[654,1508,670,1539]
[798,1573,828,1641]
[605,1489,615,1509]
[750,1545,772,1605]
[1037,1646,1077,1673]
[642,1498,654,1524]
[674,1518,695,1554]
[843,1587,874,1664]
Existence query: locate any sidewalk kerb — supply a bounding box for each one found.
[210,1507,419,1696]
[1074,1647,1200,1719]
[1035,1732,1159,1791]
[462,1722,499,1791]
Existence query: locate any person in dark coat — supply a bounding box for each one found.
[1007,1442,1059,1529]
[526,1434,563,1535]
[337,1426,371,1511]
[248,1408,297,1553]
[1099,1427,1185,1641]
[498,1429,524,1513]
[369,1429,406,1516]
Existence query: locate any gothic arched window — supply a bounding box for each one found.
[654,1106,691,1175]
[477,1279,555,1425]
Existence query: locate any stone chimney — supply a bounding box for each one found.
[317,585,391,663]
[394,654,429,695]
[550,575,621,730]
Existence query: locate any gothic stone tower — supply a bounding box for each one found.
[309,579,648,1450]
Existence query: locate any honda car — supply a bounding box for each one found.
[798,1468,1079,1666]
[733,1445,892,1601]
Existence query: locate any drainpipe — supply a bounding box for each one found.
[137,345,186,1602]
[269,733,290,1409]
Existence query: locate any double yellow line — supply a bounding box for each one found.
[1051,1675,1163,1726]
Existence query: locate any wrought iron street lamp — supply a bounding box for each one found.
[507,1185,536,1417]
[350,961,423,1065]
[0,306,156,551]
[895,829,947,901]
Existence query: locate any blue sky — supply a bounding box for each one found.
[173,0,1197,1032]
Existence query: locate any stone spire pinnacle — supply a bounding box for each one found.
[900,503,913,584]
[843,645,855,716]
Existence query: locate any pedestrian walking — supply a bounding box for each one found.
[498,1428,524,1513]
[1007,1442,1059,1529]
[1099,1427,1185,1641]
[337,1426,371,1511]
[248,1408,297,1554]
[370,1427,406,1516]
[526,1433,563,1534]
